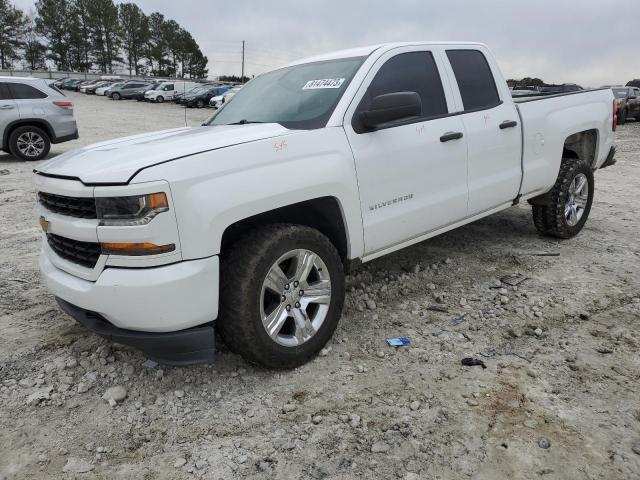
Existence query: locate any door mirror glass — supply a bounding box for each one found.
[360,92,422,129]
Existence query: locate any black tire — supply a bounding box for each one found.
[112,92,121,100]
[531,158,594,239]
[196,99,204,108]
[218,224,345,369]
[618,109,627,125]
[156,96,164,103]
[8,125,51,161]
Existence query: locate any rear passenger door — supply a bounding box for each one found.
[344,47,469,255]
[444,48,522,215]
[7,82,48,119]
[0,83,19,138]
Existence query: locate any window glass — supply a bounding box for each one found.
[446,50,500,110]
[358,51,448,121]
[8,83,47,99]
[207,56,365,130]
[0,83,10,100]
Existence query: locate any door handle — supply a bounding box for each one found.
[0,105,15,110]
[499,120,518,129]
[440,131,464,142]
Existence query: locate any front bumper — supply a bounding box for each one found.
[40,252,219,332]
[56,298,215,365]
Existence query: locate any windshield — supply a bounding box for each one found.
[206,56,365,129]
[612,88,629,98]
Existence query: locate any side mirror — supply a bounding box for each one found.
[360,92,422,129]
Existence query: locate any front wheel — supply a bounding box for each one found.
[218,224,345,369]
[531,158,594,239]
[111,92,121,100]
[156,96,164,103]
[196,99,204,108]
[9,126,51,161]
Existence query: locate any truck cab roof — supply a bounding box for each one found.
[287,41,486,66]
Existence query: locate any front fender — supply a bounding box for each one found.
[133,127,364,260]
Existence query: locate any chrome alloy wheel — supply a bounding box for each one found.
[260,249,331,347]
[16,132,45,158]
[565,173,589,226]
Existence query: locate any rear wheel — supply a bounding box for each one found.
[196,99,204,108]
[9,126,51,161]
[218,224,345,369]
[531,158,594,239]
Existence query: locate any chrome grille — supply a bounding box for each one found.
[38,192,97,219]
[46,234,101,268]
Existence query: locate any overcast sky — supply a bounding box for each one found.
[12,0,636,86]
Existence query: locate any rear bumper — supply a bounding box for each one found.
[600,145,616,169]
[53,129,79,144]
[56,298,215,365]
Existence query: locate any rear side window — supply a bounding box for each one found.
[359,51,448,121]
[447,50,500,111]
[0,83,10,100]
[8,83,48,99]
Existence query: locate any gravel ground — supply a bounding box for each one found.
[1,92,639,480]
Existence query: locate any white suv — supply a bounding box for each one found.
[0,77,78,161]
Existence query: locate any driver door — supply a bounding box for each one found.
[343,47,469,255]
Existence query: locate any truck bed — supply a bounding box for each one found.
[513,87,615,198]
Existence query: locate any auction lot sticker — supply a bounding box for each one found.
[302,78,346,90]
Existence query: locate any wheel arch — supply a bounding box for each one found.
[3,119,54,150]
[562,128,599,168]
[220,196,353,271]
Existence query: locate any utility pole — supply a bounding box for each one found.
[241,40,245,83]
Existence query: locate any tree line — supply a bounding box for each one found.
[0,0,208,78]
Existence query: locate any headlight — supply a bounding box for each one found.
[96,192,169,226]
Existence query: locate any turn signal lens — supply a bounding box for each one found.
[101,242,175,256]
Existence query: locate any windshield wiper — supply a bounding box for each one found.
[227,119,265,125]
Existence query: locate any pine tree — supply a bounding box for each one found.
[0,0,25,69]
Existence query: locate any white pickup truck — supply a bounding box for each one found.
[34,42,617,367]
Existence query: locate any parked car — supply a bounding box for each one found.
[173,86,203,104]
[52,77,69,88]
[1,76,78,161]
[33,42,615,368]
[611,87,640,124]
[109,81,152,100]
[76,80,102,92]
[626,79,640,88]
[209,86,242,108]
[98,82,123,96]
[84,81,114,95]
[132,82,161,101]
[60,79,83,91]
[144,81,199,103]
[185,86,230,108]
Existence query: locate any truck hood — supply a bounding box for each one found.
[36,124,293,184]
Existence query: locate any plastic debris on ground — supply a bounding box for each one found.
[461,357,487,369]
[386,337,410,347]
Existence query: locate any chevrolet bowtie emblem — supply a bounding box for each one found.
[39,216,50,232]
